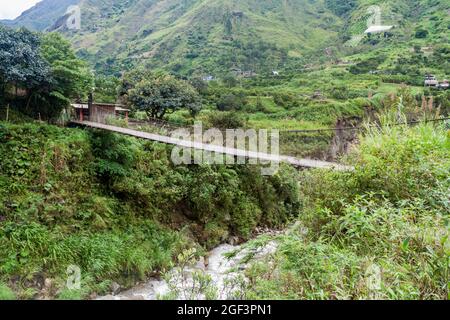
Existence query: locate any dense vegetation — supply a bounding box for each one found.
[0,27,92,121]
[0,120,300,299]
[0,0,448,301]
[118,69,202,119]
[244,118,449,300]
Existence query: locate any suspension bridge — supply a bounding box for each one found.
[70,119,354,171]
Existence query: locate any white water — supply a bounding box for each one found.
[97,241,278,300]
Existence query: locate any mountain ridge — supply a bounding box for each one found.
[2,0,449,76]
[0,0,80,31]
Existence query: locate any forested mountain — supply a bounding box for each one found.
[1,0,449,76]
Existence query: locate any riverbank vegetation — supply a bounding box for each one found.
[244,118,449,300]
[0,121,300,299]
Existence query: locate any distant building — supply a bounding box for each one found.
[230,67,242,76]
[364,25,394,34]
[72,102,130,123]
[232,11,244,18]
[424,75,439,87]
[202,75,214,81]
[7,85,28,97]
[438,80,449,90]
[242,71,257,78]
[272,71,280,76]
[230,68,257,78]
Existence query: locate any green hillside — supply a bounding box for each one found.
[66,0,450,77]
[2,0,449,77]
[69,0,343,75]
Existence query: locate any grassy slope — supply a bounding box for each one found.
[67,0,450,76]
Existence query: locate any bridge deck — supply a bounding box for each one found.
[71,121,353,171]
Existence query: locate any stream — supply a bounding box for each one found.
[97,239,278,300]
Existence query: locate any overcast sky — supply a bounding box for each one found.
[0,0,42,20]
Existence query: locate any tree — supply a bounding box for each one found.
[117,69,153,99]
[94,75,121,103]
[0,27,51,101]
[216,93,247,111]
[122,70,202,119]
[205,111,247,130]
[222,73,238,88]
[40,32,93,101]
[0,27,93,120]
[190,77,209,95]
[223,13,233,36]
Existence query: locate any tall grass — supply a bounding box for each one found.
[245,118,449,300]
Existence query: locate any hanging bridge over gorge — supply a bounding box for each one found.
[70,120,354,171]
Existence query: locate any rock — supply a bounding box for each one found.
[121,295,145,300]
[97,294,116,300]
[195,256,206,270]
[111,282,121,295]
[44,278,52,289]
[221,231,230,241]
[229,236,240,246]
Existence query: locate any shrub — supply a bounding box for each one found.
[245,119,450,300]
[415,29,429,39]
[216,93,247,111]
[204,111,247,129]
[0,283,15,300]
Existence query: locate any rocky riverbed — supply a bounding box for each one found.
[97,237,279,300]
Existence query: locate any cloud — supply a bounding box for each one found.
[0,0,42,20]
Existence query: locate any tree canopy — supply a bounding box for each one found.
[0,27,93,120]
[325,0,357,17]
[40,32,93,101]
[120,70,202,119]
[0,27,51,93]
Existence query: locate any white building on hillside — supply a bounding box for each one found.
[364,25,394,34]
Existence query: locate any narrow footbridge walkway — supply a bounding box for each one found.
[71,120,353,171]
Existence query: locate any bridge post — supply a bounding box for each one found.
[88,92,93,121]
